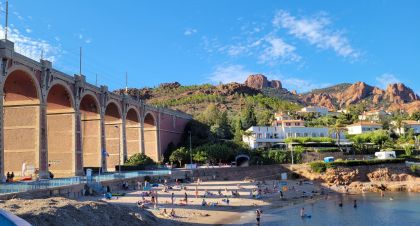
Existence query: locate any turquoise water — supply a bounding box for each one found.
[233,193,420,226]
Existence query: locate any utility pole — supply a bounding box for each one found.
[5,0,8,40]
[95,74,98,86]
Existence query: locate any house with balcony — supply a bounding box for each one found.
[346,121,383,135]
[358,110,389,122]
[391,120,420,135]
[243,114,346,149]
[297,106,329,116]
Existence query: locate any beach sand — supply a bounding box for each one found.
[104,179,324,225]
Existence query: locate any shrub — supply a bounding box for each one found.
[125,153,155,166]
[410,165,420,176]
[309,158,405,173]
[310,161,327,173]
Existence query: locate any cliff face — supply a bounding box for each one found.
[244,74,282,89]
[113,74,420,115]
[385,83,419,104]
[300,81,420,112]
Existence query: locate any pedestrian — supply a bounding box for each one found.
[171,192,175,205]
[184,192,188,204]
[256,209,262,225]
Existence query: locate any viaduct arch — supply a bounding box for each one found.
[0,39,191,178]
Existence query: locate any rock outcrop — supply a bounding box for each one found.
[385,83,419,104]
[299,81,420,112]
[244,74,282,90]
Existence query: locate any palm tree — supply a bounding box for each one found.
[330,123,347,151]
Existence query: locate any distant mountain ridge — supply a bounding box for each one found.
[113,74,420,115]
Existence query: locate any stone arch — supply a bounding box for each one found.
[143,112,158,161]
[79,92,101,169]
[3,68,41,177]
[125,107,141,159]
[104,100,122,171]
[46,82,76,177]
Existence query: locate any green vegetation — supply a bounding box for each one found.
[309,158,405,173]
[125,153,155,166]
[284,137,334,144]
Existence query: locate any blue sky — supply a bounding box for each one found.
[3,0,420,93]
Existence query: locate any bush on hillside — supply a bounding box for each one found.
[309,158,405,173]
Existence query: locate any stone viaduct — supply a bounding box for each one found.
[0,40,191,178]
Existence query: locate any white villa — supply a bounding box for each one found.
[392,120,420,135]
[243,113,346,149]
[298,106,329,116]
[346,121,383,135]
[358,110,388,122]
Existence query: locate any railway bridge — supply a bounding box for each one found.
[0,40,191,178]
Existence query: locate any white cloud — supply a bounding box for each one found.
[259,36,300,64]
[25,28,32,33]
[281,77,331,93]
[0,25,61,62]
[184,28,197,36]
[273,10,359,58]
[85,38,92,44]
[376,73,400,88]
[208,64,254,84]
[13,11,24,21]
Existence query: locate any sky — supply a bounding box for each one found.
[2,0,420,93]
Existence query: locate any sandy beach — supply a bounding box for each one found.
[103,178,325,225]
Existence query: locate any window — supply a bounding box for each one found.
[295,123,300,126]
[320,133,325,137]
[304,133,308,137]
[286,123,291,126]
[296,133,301,137]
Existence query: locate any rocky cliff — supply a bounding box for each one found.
[300,81,420,112]
[244,74,282,90]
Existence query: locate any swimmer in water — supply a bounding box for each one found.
[353,200,357,208]
[300,207,305,217]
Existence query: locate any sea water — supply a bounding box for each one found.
[232,193,420,226]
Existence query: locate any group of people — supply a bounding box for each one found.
[5,172,15,182]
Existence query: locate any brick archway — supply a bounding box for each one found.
[143,112,158,161]
[104,101,122,171]
[3,68,41,177]
[79,92,101,168]
[46,82,75,177]
[125,107,141,159]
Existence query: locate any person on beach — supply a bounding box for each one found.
[256,209,262,225]
[201,199,207,206]
[184,192,188,204]
[300,207,305,217]
[195,186,198,199]
[380,190,384,197]
[171,192,175,205]
[353,200,357,208]
[170,208,176,217]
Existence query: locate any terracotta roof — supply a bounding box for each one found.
[347,121,382,127]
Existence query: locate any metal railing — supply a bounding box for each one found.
[0,170,171,195]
